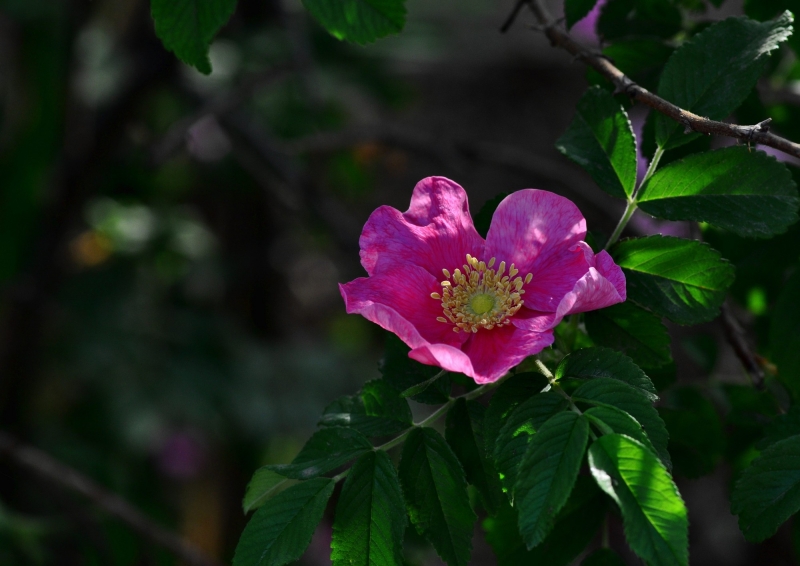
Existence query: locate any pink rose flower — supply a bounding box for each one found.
[339,177,626,384]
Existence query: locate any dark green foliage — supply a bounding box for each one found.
[611,235,735,325]
[331,451,406,566]
[637,147,799,238]
[585,405,658,456]
[556,347,659,402]
[655,13,793,149]
[493,391,569,493]
[483,372,549,448]
[399,428,476,566]
[150,0,237,74]
[556,87,638,199]
[770,268,800,398]
[565,0,599,29]
[597,0,682,41]
[758,405,800,449]
[320,379,412,437]
[589,435,688,566]
[514,412,590,548]
[573,377,671,467]
[584,302,672,368]
[582,548,628,565]
[586,39,674,92]
[381,334,450,404]
[659,387,724,478]
[243,468,296,513]
[268,427,373,479]
[484,477,607,566]
[233,478,335,566]
[301,0,406,44]
[732,434,800,541]
[445,399,503,515]
[473,193,509,238]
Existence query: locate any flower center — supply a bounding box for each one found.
[430,254,532,333]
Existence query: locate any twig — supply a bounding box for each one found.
[0,432,223,566]
[500,0,531,33]
[720,302,766,390]
[525,0,800,159]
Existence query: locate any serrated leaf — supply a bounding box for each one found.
[556,86,637,199]
[483,372,549,448]
[493,391,569,494]
[611,235,735,324]
[770,268,800,398]
[556,347,658,402]
[150,0,237,74]
[243,468,297,514]
[301,0,406,44]
[732,434,800,541]
[399,427,476,566]
[566,0,601,29]
[233,478,335,566]
[589,434,688,566]
[515,412,590,548]
[320,379,412,437]
[331,451,406,566]
[381,334,450,404]
[269,427,372,480]
[584,302,672,368]
[445,399,503,515]
[637,147,799,238]
[582,548,628,566]
[584,405,657,457]
[573,378,671,468]
[655,12,793,150]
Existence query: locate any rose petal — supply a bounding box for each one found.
[339,263,466,349]
[484,189,587,279]
[359,177,485,277]
[521,241,596,312]
[411,325,554,384]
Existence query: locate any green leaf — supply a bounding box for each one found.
[637,147,799,238]
[243,468,296,514]
[381,334,450,404]
[611,235,735,325]
[150,0,237,74]
[597,0,682,41]
[588,434,688,566]
[301,0,406,44]
[233,478,335,566]
[474,193,509,239]
[565,0,600,29]
[582,548,628,566]
[269,427,372,480]
[399,427,476,566]
[659,386,724,478]
[587,39,674,92]
[515,412,590,548]
[483,372,549,448]
[493,392,569,494]
[556,86,638,199]
[484,476,606,566]
[584,405,657,457]
[573,377,671,468]
[732,434,800,541]
[556,347,658,402]
[655,12,793,150]
[758,405,800,450]
[445,399,503,515]
[770,268,800,398]
[331,451,406,566]
[320,379,412,437]
[584,302,672,368]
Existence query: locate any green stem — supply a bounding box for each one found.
[534,358,597,440]
[637,145,665,195]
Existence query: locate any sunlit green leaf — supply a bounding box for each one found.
[584,405,657,457]
[320,379,412,437]
[589,434,688,566]
[331,451,406,566]
[302,0,406,44]
[233,478,335,566]
[556,347,658,402]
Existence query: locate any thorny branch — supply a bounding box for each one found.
[0,432,223,566]
[720,303,766,390]
[515,0,800,160]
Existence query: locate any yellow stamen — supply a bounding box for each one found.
[432,254,532,333]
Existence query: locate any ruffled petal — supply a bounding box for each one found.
[484,189,587,280]
[359,177,485,277]
[339,263,467,349]
[521,241,595,312]
[411,326,554,384]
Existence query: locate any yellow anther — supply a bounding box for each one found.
[488,257,496,268]
[525,273,533,284]
[431,292,442,299]
[442,268,451,279]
